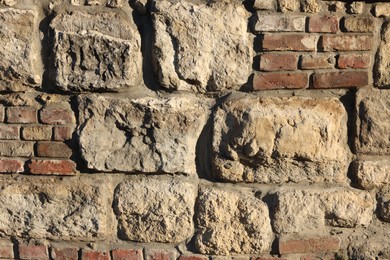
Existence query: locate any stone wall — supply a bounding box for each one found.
[0,0,389,259]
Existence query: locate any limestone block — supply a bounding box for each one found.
[77,94,209,174]
[113,177,197,243]
[353,160,390,189]
[49,11,142,92]
[212,94,350,184]
[356,88,390,155]
[0,176,110,240]
[376,22,390,87]
[253,0,275,10]
[195,186,273,255]
[152,0,252,92]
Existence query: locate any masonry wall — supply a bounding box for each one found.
[0,0,389,259]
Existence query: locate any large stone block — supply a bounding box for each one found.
[113,177,197,243]
[77,94,209,174]
[353,159,390,189]
[0,176,110,240]
[212,94,350,183]
[356,88,390,155]
[195,186,273,255]
[49,11,142,92]
[376,21,390,87]
[152,0,252,92]
[0,8,42,92]
[273,188,374,234]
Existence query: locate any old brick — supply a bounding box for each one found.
[111,249,143,260]
[19,245,48,260]
[253,0,275,10]
[262,34,318,51]
[279,237,340,254]
[253,72,308,90]
[309,15,338,33]
[337,54,370,69]
[374,3,390,17]
[300,54,334,69]
[37,142,72,158]
[22,126,52,141]
[51,247,79,260]
[0,141,34,157]
[0,125,19,139]
[27,159,76,175]
[255,14,305,32]
[82,251,109,260]
[179,255,209,260]
[144,249,177,260]
[353,160,390,190]
[259,53,298,71]
[40,109,75,125]
[6,106,37,123]
[321,35,372,51]
[54,126,73,141]
[0,241,13,259]
[313,71,368,88]
[343,17,375,32]
[0,159,24,173]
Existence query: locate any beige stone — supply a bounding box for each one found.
[349,2,364,14]
[195,186,273,255]
[376,22,390,87]
[302,0,321,13]
[378,186,390,222]
[343,17,374,33]
[253,0,275,10]
[0,0,16,6]
[114,177,197,243]
[353,160,390,189]
[255,14,305,32]
[374,3,390,17]
[278,0,299,12]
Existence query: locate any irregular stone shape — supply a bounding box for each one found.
[77,94,209,174]
[353,160,390,189]
[195,186,273,255]
[212,94,350,184]
[377,186,390,222]
[278,0,299,12]
[376,22,390,87]
[273,188,374,234]
[49,11,142,92]
[152,0,252,92]
[350,241,390,260]
[356,88,390,155]
[0,176,110,240]
[0,8,42,92]
[113,177,197,243]
[302,0,322,13]
[374,3,390,17]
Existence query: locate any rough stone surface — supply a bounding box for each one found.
[49,11,142,92]
[253,0,275,10]
[0,176,110,240]
[278,0,299,12]
[212,94,350,184]
[78,94,209,174]
[302,0,322,13]
[114,177,197,243]
[376,21,390,87]
[273,188,374,234]
[374,3,390,17]
[377,186,390,222]
[353,160,390,189]
[255,14,305,32]
[356,88,390,155]
[152,0,252,92]
[195,186,273,255]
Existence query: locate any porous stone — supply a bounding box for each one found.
[0,0,16,6]
[349,241,390,260]
[77,94,209,174]
[152,0,252,92]
[0,8,42,92]
[302,0,322,13]
[374,3,390,17]
[356,88,390,155]
[353,160,390,189]
[114,177,197,243]
[377,186,390,222]
[0,176,110,240]
[195,186,273,255]
[273,188,374,234]
[376,22,390,87]
[278,0,299,12]
[49,11,142,92]
[212,94,350,184]
[348,2,364,14]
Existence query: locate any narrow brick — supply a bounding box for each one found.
[309,15,338,33]
[145,249,177,260]
[0,125,19,140]
[300,54,335,70]
[259,53,298,71]
[0,141,34,157]
[19,245,48,260]
[40,109,75,125]
[0,241,14,259]
[51,247,79,260]
[37,142,72,158]
[279,237,340,254]
[313,71,368,89]
[27,159,76,175]
[343,16,374,32]
[111,249,143,260]
[82,250,109,260]
[253,72,308,90]
[262,34,318,51]
[337,54,370,69]
[0,159,24,173]
[321,35,372,51]
[54,126,73,141]
[255,14,305,32]
[6,107,37,124]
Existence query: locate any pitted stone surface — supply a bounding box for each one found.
[77,94,209,174]
[50,11,142,92]
[152,0,252,92]
[114,177,197,243]
[212,94,350,184]
[378,186,390,222]
[354,160,390,189]
[376,21,390,87]
[195,186,273,255]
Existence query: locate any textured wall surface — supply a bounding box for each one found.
[0,0,389,259]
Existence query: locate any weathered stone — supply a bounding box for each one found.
[255,14,305,32]
[0,176,110,240]
[49,11,142,92]
[278,0,299,12]
[114,177,197,243]
[212,94,350,184]
[349,241,390,260]
[343,17,374,33]
[0,0,16,6]
[195,186,273,255]
[348,2,364,14]
[377,186,390,222]
[253,0,275,10]
[353,160,390,189]
[0,8,42,92]
[273,188,374,234]
[302,0,322,13]
[78,94,209,174]
[356,88,390,155]
[152,0,252,92]
[376,22,390,87]
[374,3,390,17]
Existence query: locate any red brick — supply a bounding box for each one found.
[82,250,109,260]
[0,159,24,173]
[145,249,177,260]
[253,72,308,90]
[0,106,4,122]
[54,126,73,141]
[300,54,335,70]
[51,247,79,260]
[22,126,52,141]
[0,125,19,140]
[40,109,74,125]
[112,249,143,260]
[313,71,368,88]
[179,255,208,260]
[309,15,339,33]
[259,53,298,71]
[262,34,318,52]
[321,35,372,51]
[37,142,72,158]
[0,242,14,259]
[337,54,370,69]
[27,159,76,175]
[19,245,48,260]
[6,106,37,124]
[251,258,288,260]
[279,237,340,254]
